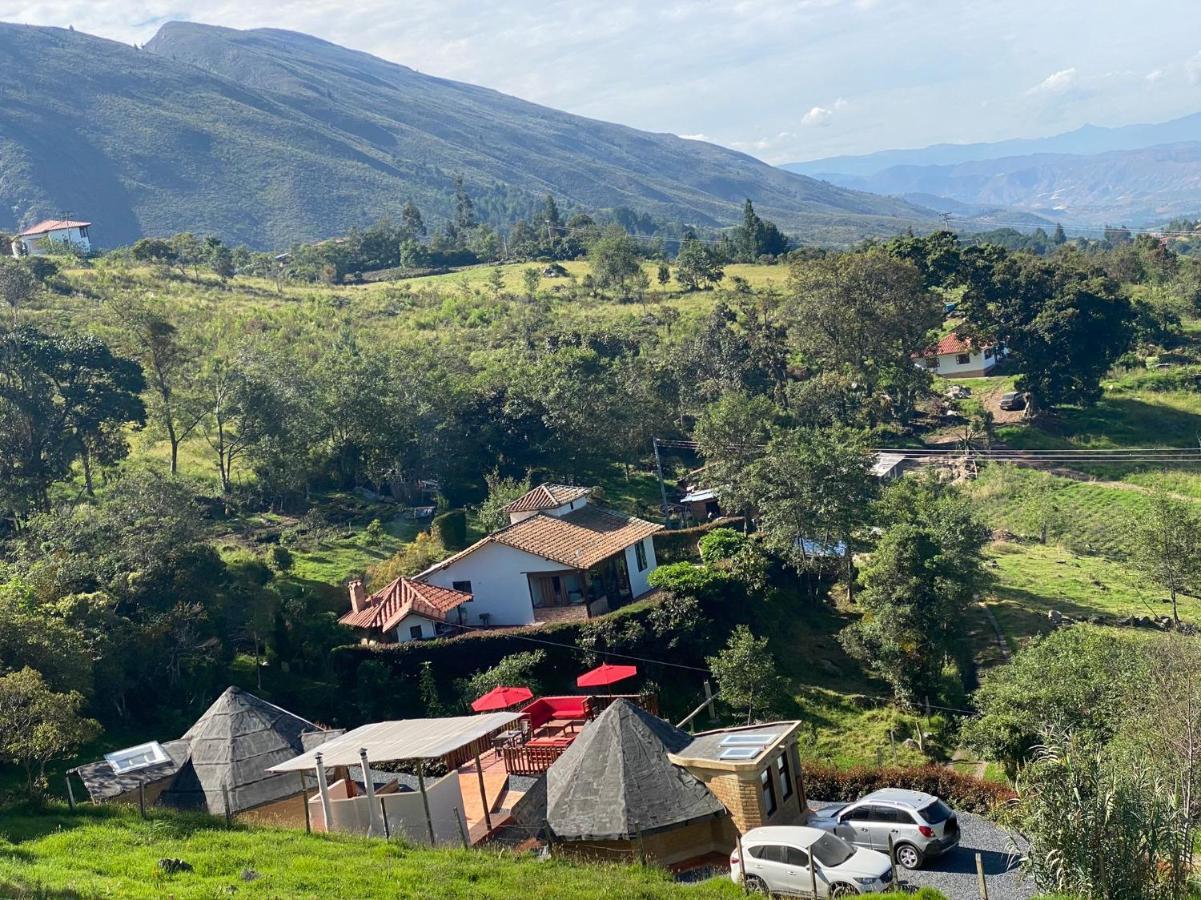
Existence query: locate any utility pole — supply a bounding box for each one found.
[652,438,669,517]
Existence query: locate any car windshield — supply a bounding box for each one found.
[811,833,856,867]
[919,799,954,824]
[1002,392,1019,401]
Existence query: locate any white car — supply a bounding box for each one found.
[730,825,894,896]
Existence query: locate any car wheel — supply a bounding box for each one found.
[894,843,923,870]
[742,874,769,894]
[829,883,859,897]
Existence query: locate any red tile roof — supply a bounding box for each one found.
[503,483,591,514]
[18,219,91,237]
[339,577,471,632]
[919,333,994,357]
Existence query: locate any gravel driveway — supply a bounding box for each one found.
[809,803,1033,900]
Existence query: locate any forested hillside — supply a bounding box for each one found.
[0,21,933,249]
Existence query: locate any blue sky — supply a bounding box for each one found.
[4,0,1201,162]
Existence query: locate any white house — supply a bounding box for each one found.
[341,484,662,644]
[915,333,997,377]
[11,219,92,257]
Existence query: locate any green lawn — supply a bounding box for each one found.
[984,540,1186,646]
[0,804,742,899]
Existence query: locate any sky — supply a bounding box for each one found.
[3,0,1201,163]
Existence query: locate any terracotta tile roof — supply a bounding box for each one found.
[921,333,993,357]
[492,505,662,569]
[503,483,591,513]
[339,577,471,632]
[19,219,91,237]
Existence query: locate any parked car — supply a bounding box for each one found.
[998,391,1026,411]
[808,788,960,869]
[730,825,894,896]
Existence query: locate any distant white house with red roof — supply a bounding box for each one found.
[11,219,93,257]
[915,332,998,377]
[341,484,662,644]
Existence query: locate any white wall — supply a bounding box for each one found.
[926,349,996,376]
[321,773,467,846]
[392,613,441,644]
[624,537,659,598]
[422,542,568,626]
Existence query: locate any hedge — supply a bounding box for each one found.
[802,763,1016,814]
[654,516,745,564]
[431,509,467,550]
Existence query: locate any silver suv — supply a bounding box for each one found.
[808,789,959,869]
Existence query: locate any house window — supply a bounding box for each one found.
[635,540,648,572]
[984,347,994,359]
[408,624,423,640]
[760,768,777,816]
[78,226,89,239]
[776,753,793,800]
[956,353,971,365]
[926,357,940,369]
[452,580,473,600]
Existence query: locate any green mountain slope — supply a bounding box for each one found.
[0,21,933,249]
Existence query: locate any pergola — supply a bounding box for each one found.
[268,712,521,840]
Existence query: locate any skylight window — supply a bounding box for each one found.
[104,741,170,775]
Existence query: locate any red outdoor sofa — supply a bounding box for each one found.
[520,696,592,733]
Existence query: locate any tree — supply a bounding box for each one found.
[475,470,532,533]
[675,237,725,290]
[208,241,235,280]
[0,667,100,795]
[453,175,477,235]
[693,392,777,516]
[588,226,643,299]
[788,249,941,425]
[708,625,785,723]
[129,238,178,270]
[1133,489,1201,624]
[110,298,204,475]
[398,238,431,269]
[0,327,145,521]
[839,494,989,706]
[401,200,426,238]
[197,351,287,493]
[459,650,547,708]
[657,261,670,287]
[522,267,541,298]
[0,257,38,324]
[1052,223,1067,246]
[962,627,1140,778]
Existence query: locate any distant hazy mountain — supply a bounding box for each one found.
[0,22,934,249]
[797,143,1201,226]
[783,112,1201,177]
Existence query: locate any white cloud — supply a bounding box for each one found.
[677,133,712,142]
[800,97,848,127]
[1026,67,1077,96]
[1145,68,1165,83]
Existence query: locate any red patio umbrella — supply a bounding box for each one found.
[471,685,533,712]
[576,663,638,689]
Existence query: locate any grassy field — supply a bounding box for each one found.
[0,804,743,899]
[984,540,1185,646]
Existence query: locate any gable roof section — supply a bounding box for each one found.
[547,700,726,841]
[339,577,471,631]
[71,738,191,801]
[19,219,91,236]
[920,333,994,357]
[503,483,591,514]
[157,687,322,815]
[492,506,662,569]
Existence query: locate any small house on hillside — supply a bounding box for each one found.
[69,687,335,825]
[12,219,92,256]
[914,333,998,377]
[343,484,662,643]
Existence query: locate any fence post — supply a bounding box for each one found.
[299,772,311,834]
[222,785,233,828]
[453,806,469,849]
[380,796,391,839]
[64,775,76,810]
[736,832,748,894]
[138,782,146,819]
[976,853,989,900]
[888,834,899,888]
[703,680,716,722]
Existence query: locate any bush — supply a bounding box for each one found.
[698,527,747,563]
[269,545,294,572]
[431,509,467,551]
[801,763,1016,814]
[654,517,745,563]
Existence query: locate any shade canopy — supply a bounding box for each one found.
[471,685,533,713]
[267,712,522,772]
[576,663,638,688]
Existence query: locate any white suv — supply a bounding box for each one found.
[730,825,894,896]
[809,788,960,869]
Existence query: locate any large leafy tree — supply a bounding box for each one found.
[0,327,145,522]
[675,236,725,290]
[1133,489,1201,625]
[588,226,645,299]
[0,667,101,795]
[708,625,785,723]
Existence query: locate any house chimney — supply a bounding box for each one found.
[348,579,367,613]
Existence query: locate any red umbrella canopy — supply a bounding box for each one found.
[576,663,638,688]
[471,685,533,712]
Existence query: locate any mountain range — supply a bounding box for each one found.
[784,112,1201,227]
[0,21,935,250]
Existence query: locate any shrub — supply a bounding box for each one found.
[698,527,747,563]
[363,518,385,544]
[367,532,445,588]
[654,517,745,564]
[431,509,467,550]
[801,763,1016,814]
[269,545,294,572]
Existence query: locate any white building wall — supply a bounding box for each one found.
[919,349,996,377]
[624,537,659,598]
[320,773,466,846]
[391,613,441,644]
[421,542,568,627]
